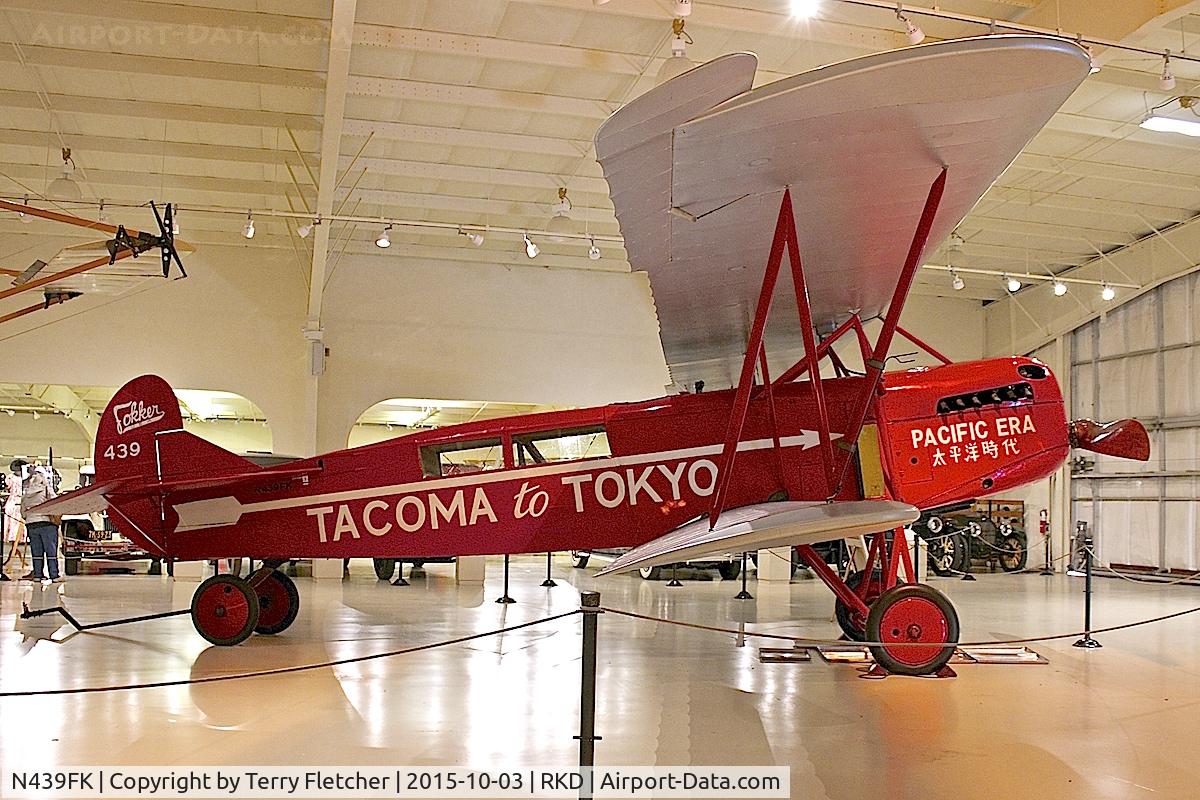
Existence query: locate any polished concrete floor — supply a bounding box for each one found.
[1,556,1199,799]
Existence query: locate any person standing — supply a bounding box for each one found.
[13,460,61,584]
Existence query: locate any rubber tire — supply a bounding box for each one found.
[191,574,260,646]
[999,534,1028,572]
[639,565,665,580]
[250,570,300,635]
[373,558,397,581]
[717,561,741,580]
[866,583,959,676]
[927,533,959,577]
[571,552,589,569]
[948,531,971,574]
[64,556,81,576]
[835,570,886,641]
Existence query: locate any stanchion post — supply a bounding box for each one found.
[1040,529,1054,576]
[577,591,602,800]
[542,552,557,588]
[1073,535,1102,649]
[960,530,976,581]
[496,554,515,604]
[734,552,753,600]
[666,563,682,587]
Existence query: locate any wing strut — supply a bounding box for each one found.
[707,189,835,529]
[831,168,948,497]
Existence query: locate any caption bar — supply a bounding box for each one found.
[4,767,789,799]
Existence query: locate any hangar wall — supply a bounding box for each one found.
[1072,272,1200,571]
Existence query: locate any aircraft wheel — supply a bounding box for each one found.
[191,574,260,646]
[834,570,886,641]
[639,565,665,580]
[570,551,589,569]
[999,534,1028,572]
[866,584,959,676]
[250,569,299,635]
[373,558,397,581]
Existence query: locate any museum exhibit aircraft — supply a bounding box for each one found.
[36,36,1151,675]
[0,198,187,325]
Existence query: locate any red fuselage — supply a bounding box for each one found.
[113,356,1066,561]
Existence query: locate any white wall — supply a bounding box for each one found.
[0,414,90,489]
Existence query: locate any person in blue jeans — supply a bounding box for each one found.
[13,460,61,584]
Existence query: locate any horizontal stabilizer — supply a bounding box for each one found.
[596,500,919,577]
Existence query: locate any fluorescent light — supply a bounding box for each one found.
[789,0,819,18]
[1140,114,1200,137]
[1053,280,1068,296]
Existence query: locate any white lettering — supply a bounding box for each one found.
[656,462,687,500]
[562,474,593,512]
[395,496,425,532]
[307,506,335,543]
[333,504,360,541]
[112,399,166,435]
[688,459,718,496]
[429,490,466,530]
[363,500,392,536]
[626,467,663,506]
[595,471,626,508]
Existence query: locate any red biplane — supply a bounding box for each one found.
[37,37,1150,675]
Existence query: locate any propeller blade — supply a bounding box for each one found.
[1069,418,1150,461]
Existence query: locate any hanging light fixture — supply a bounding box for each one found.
[97,200,107,223]
[950,270,965,291]
[524,232,539,259]
[546,188,574,241]
[18,194,31,224]
[460,227,485,247]
[1160,50,1176,91]
[657,18,695,84]
[375,224,392,248]
[171,209,180,235]
[297,218,317,238]
[1081,40,1100,74]
[588,238,601,261]
[242,211,256,239]
[47,147,82,201]
[1053,280,1068,296]
[1003,274,1021,293]
[897,6,924,45]
[1101,284,1116,301]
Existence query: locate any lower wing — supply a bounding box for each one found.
[596,500,919,577]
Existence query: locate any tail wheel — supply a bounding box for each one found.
[570,551,589,569]
[249,569,300,635]
[373,558,397,581]
[834,570,886,641]
[191,574,259,646]
[866,584,959,676]
[639,565,665,580]
[999,534,1028,572]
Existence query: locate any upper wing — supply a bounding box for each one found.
[595,499,919,577]
[595,36,1091,380]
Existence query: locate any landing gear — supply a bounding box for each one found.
[191,574,260,646]
[834,569,885,641]
[373,558,397,581]
[638,565,665,580]
[865,584,959,676]
[249,569,300,635]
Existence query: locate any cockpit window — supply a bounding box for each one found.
[512,426,610,466]
[419,438,504,477]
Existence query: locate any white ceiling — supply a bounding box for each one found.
[1,0,1199,305]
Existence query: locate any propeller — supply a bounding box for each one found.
[1069,418,1150,462]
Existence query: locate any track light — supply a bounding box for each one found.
[297,219,317,238]
[897,7,924,45]
[1101,284,1116,301]
[4,409,13,416]
[171,211,180,236]
[588,238,601,261]
[950,270,964,291]
[460,228,484,247]
[657,18,695,84]
[524,232,539,259]
[375,225,392,248]
[947,230,964,252]
[1160,51,1176,91]
[32,411,40,421]
[1053,280,1068,296]
[1004,274,1021,293]
[97,200,107,223]
[18,195,31,224]
[789,0,819,18]
[242,211,255,239]
[546,188,574,242]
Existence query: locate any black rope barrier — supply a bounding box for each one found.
[599,603,1200,649]
[0,611,580,698]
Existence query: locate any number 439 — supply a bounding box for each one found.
[103,442,140,459]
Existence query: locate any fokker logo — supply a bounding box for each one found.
[113,400,165,435]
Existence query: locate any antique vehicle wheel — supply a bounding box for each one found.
[64,555,81,576]
[866,584,959,676]
[191,574,260,646]
[999,534,1028,572]
[927,532,963,576]
[717,561,741,580]
[373,558,397,581]
[639,565,665,580]
[835,569,886,641]
[250,569,300,635]
[571,551,589,569]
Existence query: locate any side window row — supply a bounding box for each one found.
[418,426,610,478]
